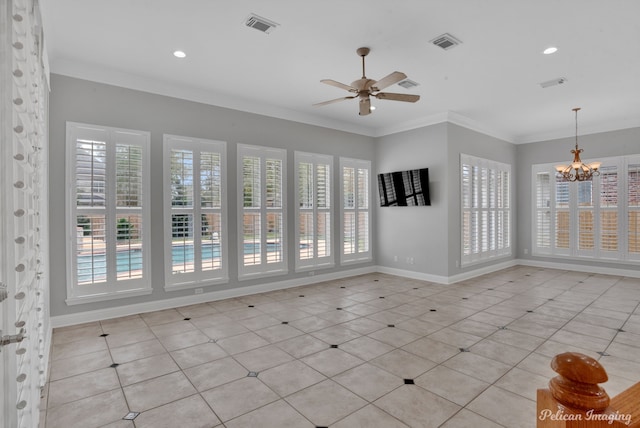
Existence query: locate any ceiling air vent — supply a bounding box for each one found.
[245,14,279,34]
[398,79,420,89]
[540,77,568,88]
[430,33,462,50]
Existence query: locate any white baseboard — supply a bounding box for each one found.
[50,266,376,328]
[375,266,450,284]
[516,258,640,278]
[50,258,639,329]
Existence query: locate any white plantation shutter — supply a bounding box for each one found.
[460,154,511,266]
[66,123,151,303]
[340,158,371,263]
[238,145,287,278]
[628,159,640,260]
[163,135,227,290]
[532,155,639,261]
[295,152,334,270]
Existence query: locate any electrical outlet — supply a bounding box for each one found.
[524,248,529,255]
[308,271,315,276]
[194,288,203,294]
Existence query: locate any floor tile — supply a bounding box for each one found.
[332,404,410,428]
[201,376,279,421]
[254,323,303,343]
[301,348,364,377]
[416,365,490,406]
[467,386,536,428]
[224,399,314,428]
[259,359,326,396]
[374,385,461,428]
[285,379,367,426]
[149,320,197,338]
[157,329,210,351]
[428,328,483,348]
[116,353,179,386]
[439,408,504,428]
[45,389,128,428]
[170,341,228,369]
[105,327,156,349]
[49,350,113,381]
[183,356,247,391]
[48,367,120,408]
[402,336,460,364]
[443,352,512,383]
[122,371,196,412]
[470,338,531,366]
[494,367,549,401]
[110,338,166,364]
[100,315,148,333]
[311,325,362,344]
[341,317,388,335]
[368,327,422,348]
[340,336,395,361]
[140,309,186,326]
[371,349,436,379]
[288,315,336,333]
[233,344,294,372]
[51,336,107,361]
[215,331,270,354]
[333,362,404,401]
[132,394,221,428]
[274,334,330,358]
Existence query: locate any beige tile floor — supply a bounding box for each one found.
[41,266,640,428]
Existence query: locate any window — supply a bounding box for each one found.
[340,158,371,263]
[66,122,151,304]
[238,144,287,278]
[295,152,334,270]
[460,154,511,266]
[532,155,640,262]
[163,135,227,290]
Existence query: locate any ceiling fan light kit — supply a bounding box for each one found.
[314,47,420,116]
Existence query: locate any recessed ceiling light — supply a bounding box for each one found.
[173,50,186,58]
[543,47,558,55]
[370,106,376,111]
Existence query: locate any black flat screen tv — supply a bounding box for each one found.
[378,168,430,207]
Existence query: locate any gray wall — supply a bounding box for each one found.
[373,122,517,278]
[374,123,449,277]
[49,74,375,317]
[516,126,640,273]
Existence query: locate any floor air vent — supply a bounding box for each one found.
[245,14,279,34]
[430,33,462,50]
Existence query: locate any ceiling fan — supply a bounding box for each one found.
[313,47,420,116]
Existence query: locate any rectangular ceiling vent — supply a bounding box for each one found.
[430,33,462,50]
[540,77,568,88]
[245,14,279,34]
[398,79,420,89]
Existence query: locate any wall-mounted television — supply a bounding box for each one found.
[378,168,431,207]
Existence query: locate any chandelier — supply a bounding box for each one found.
[555,107,601,182]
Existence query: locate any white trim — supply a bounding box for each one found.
[51,266,376,328]
[517,258,640,279]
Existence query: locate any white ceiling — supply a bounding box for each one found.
[41,0,640,143]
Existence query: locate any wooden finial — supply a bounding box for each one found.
[549,352,610,412]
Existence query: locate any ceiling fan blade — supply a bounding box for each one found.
[320,79,358,92]
[375,92,420,102]
[371,71,407,91]
[359,98,371,116]
[312,96,356,107]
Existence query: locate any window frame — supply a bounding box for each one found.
[460,153,512,267]
[339,157,372,264]
[237,144,288,279]
[532,154,640,262]
[163,135,228,291]
[65,122,151,304]
[294,151,334,271]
